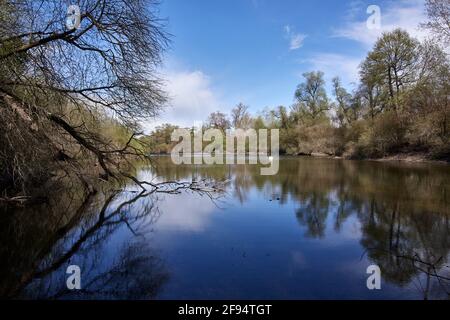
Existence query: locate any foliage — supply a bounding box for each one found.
[141,124,180,154]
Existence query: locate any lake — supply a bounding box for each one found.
[0,157,449,299]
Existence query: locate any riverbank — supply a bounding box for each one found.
[370,153,449,164]
[306,152,449,164]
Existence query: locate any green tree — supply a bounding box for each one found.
[360,29,420,114]
[142,124,179,154]
[332,77,360,126]
[294,71,330,122]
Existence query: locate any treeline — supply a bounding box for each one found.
[146,28,449,160]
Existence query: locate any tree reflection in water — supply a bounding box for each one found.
[150,157,450,299]
[359,200,449,299]
[0,157,448,299]
[0,188,164,299]
[0,178,224,299]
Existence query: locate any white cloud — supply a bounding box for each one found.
[299,53,362,90]
[155,192,216,232]
[333,0,431,48]
[290,34,307,50]
[284,25,307,50]
[142,70,223,132]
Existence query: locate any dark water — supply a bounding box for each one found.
[1,157,449,299]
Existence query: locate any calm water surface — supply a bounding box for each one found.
[1,157,449,299]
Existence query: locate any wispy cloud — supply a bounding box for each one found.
[333,0,430,48]
[298,53,362,91]
[284,25,307,50]
[250,0,261,9]
[290,34,307,50]
[344,0,366,20]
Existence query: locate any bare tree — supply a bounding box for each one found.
[206,111,231,132]
[0,0,170,195]
[421,0,450,45]
[231,103,252,129]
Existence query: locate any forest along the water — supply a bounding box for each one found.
[0,158,448,299]
[0,0,449,300]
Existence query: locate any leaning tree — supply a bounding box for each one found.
[0,0,173,194]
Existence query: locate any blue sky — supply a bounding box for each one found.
[145,0,429,130]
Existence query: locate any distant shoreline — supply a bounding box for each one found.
[148,152,449,164]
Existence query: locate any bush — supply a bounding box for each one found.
[295,122,335,155]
